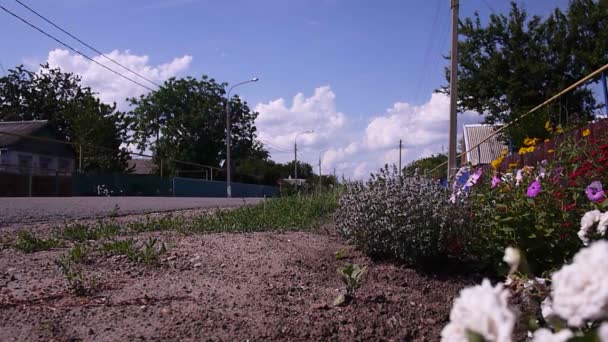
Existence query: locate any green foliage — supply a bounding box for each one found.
[14,231,63,253]
[0,64,131,172]
[128,75,266,176]
[334,263,367,306]
[66,244,89,264]
[441,0,607,148]
[59,221,121,241]
[127,214,185,233]
[185,192,339,234]
[54,254,93,295]
[102,238,166,265]
[403,153,448,179]
[336,165,474,267]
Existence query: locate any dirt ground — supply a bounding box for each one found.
[0,217,475,341]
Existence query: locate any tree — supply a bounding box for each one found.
[440,0,608,148]
[403,153,448,179]
[0,64,131,172]
[128,75,267,176]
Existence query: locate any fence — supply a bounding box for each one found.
[498,118,608,172]
[172,177,279,198]
[0,164,72,197]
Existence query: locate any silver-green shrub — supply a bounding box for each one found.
[335,165,472,265]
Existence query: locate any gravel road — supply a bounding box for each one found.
[0,197,262,226]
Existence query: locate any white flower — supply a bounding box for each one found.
[599,323,608,342]
[503,247,521,273]
[516,169,523,186]
[531,328,573,342]
[598,211,608,236]
[441,279,515,342]
[578,210,602,245]
[551,240,608,327]
[541,297,556,320]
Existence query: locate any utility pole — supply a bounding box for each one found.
[398,139,402,176]
[447,0,459,180]
[318,156,322,190]
[602,72,608,117]
[294,141,298,181]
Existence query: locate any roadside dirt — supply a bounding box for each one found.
[0,224,475,341]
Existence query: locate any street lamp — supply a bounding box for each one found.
[226,77,259,198]
[294,130,314,184]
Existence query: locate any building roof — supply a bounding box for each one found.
[462,124,508,165]
[128,158,156,174]
[0,120,49,147]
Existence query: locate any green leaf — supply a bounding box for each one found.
[466,330,485,342]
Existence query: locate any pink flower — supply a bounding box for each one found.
[585,181,605,203]
[527,181,542,198]
[491,176,501,188]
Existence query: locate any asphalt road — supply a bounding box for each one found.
[0,197,262,226]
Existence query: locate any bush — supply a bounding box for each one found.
[335,165,473,266]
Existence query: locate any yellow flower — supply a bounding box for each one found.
[523,137,540,147]
[555,125,564,134]
[518,146,535,154]
[508,162,518,169]
[491,156,504,170]
[544,139,550,143]
[500,148,508,156]
[582,128,590,137]
[545,120,553,132]
[548,149,555,153]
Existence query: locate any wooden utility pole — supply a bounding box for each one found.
[318,156,322,190]
[398,139,402,176]
[447,0,459,179]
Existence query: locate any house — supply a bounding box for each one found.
[461,124,508,165]
[128,158,156,174]
[0,120,75,175]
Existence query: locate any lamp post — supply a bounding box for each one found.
[226,77,259,198]
[294,130,314,185]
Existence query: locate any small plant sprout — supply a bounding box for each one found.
[334,248,348,260]
[334,263,367,306]
[54,254,95,296]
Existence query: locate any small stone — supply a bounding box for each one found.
[193,263,202,268]
[425,318,437,325]
[409,301,416,306]
[167,256,177,261]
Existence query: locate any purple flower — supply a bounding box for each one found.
[526,181,542,198]
[586,181,605,203]
[465,167,484,187]
[491,175,501,188]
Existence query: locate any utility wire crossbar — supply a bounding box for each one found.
[428,62,608,175]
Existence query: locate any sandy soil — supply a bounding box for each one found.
[0,222,475,341]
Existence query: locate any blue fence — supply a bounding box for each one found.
[172,177,279,198]
[72,174,279,198]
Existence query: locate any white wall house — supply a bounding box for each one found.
[0,120,75,175]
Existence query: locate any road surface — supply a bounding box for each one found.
[0,197,262,226]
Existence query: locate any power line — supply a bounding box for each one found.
[480,0,497,14]
[0,4,156,92]
[14,0,162,88]
[413,0,444,104]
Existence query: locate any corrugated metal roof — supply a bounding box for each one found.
[463,124,508,165]
[0,120,49,147]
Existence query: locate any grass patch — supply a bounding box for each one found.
[102,238,167,265]
[66,244,90,264]
[55,254,95,295]
[127,214,184,233]
[14,231,63,253]
[185,192,339,233]
[59,221,121,242]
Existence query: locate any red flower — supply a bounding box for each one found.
[564,202,576,212]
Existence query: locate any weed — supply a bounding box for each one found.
[59,221,120,241]
[54,254,95,295]
[14,231,63,253]
[67,244,89,264]
[127,214,183,233]
[334,248,348,260]
[334,263,367,306]
[102,238,166,265]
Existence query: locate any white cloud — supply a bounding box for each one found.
[45,49,192,110]
[255,86,346,151]
[256,88,481,180]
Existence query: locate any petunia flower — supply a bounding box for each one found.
[491,175,501,189]
[586,181,605,203]
[527,181,541,198]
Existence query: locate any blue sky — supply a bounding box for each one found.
[1,0,573,178]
